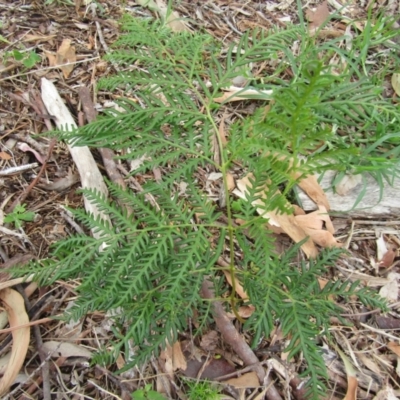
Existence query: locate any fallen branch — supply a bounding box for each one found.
[40,78,111,239]
[200,279,283,400]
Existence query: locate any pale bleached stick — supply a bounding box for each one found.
[41,78,111,238]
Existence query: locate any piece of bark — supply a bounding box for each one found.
[298,171,400,217]
[41,78,111,239]
[375,316,400,330]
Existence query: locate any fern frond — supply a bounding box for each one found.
[15,14,397,398]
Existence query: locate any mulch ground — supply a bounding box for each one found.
[0,1,400,399]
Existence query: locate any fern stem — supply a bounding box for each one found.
[202,104,244,321]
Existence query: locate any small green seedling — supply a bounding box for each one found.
[185,380,221,400]
[4,204,35,229]
[131,384,167,400]
[11,50,41,69]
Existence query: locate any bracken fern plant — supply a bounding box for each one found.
[19,13,397,398]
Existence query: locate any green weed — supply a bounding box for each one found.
[5,204,35,229]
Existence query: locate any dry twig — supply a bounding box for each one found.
[200,279,283,400]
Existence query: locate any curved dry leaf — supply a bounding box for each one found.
[391,73,400,96]
[295,211,324,231]
[376,236,388,261]
[344,376,358,400]
[223,371,259,388]
[144,0,192,32]
[43,50,56,67]
[319,205,335,233]
[269,210,318,257]
[353,20,365,32]
[0,280,37,330]
[234,173,319,257]
[165,10,191,32]
[218,114,228,145]
[297,174,330,210]
[306,0,330,32]
[0,151,11,160]
[0,275,34,291]
[318,278,329,290]
[222,270,248,300]
[38,169,80,191]
[379,274,399,302]
[294,205,335,234]
[56,39,76,78]
[42,341,93,359]
[233,305,256,319]
[378,248,396,268]
[387,342,400,357]
[17,142,46,164]
[293,205,306,215]
[337,347,358,400]
[233,173,274,220]
[302,227,341,248]
[226,172,235,191]
[0,288,30,396]
[222,271,256,318]
[23,34,56,43]
[257,150,329,210]
[160,340,187,372]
